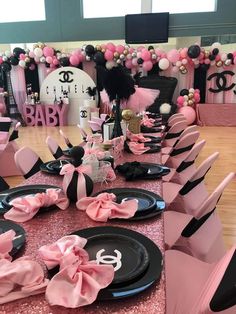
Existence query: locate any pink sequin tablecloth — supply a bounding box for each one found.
[1,151,165,314]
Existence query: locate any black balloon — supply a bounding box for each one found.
[200,63,210,71]
[209,54,215,61]
[10,56,19,66]
[137,58,144,65]
[180,89,189,96]
[85,45,95,56]
[187,45,201,58]
[93,51,106,65]
[60,57,70,67]
[148,45,154,50]
[212,48,219,56]
[227,53,233,60]
[1,62,12,72]
[13,47,25,58]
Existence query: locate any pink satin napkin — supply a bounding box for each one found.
[127,142,150,155]
[4,188,69,223]
[0,257,48,305]
[0,230,15,261]
[39,235,114,308]
[140,114,156,127]
[126,130,151,143]
[76,192,138,222]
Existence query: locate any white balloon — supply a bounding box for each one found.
[19,60,26,68]
[34,47,43,58]
[211,42,221,52]
[189,88,195,93]
[40,56,46,63]
[2,56,8,61]
[106,60,117,70]
[221,53,227,62]
[159,58,170,70]
[5,50,11,58]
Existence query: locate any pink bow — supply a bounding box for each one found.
[4,189,69,222]
[126,130,151,143]
[106,167,116,182]
[60,163,91,201]
[0,257,48,305]
[141,114,155,127]
[127,142,150,155]
[0,230,15,261]
[39,235,114,308]
[76,192,138,222]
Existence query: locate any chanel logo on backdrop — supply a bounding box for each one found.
[96,249,122,271]
[80,110,88,118]
[59,71,74,83]
[207,71,235,93]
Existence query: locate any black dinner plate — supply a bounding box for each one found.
[40,159,72,175]
[144,135,162,143]
[0,184,61,214]
[141,125,163,133]
[93,188,165,220]
[0,220,26,257]
[84,233,149,285]
[73,226,163,300]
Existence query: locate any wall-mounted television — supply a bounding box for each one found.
[125,12,169,44]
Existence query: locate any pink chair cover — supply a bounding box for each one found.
[0,142,21,177]
[166,152,219,213]
[164,173,235,262]
[162,120,188,149]
[45,136,63,159]
[163,131,200,169]
[165,245,236,314]
[14,146,42,177]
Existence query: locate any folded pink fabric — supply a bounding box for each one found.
[39,235,114,308]
[140,114,156,127]
[4,188,69,222]
[0,257,48,305]
[0,230,15,261]
[76,192,138,222]
[126,130,151,143]
[127,142,150,155]
[38,235,88,270]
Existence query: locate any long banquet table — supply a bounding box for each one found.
[1,150,165,314]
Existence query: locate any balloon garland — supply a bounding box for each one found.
[177,88,201,108]
[0,41,235,73]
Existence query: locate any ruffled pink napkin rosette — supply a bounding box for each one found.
[126,142,151,155]
[39,235,114,308]
[4,188,69,222]
[0,230,48,305]
[140,114,156,128]
[76,192,138,222]
[126,130,151,143]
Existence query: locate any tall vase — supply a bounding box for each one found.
[111,98,123,139]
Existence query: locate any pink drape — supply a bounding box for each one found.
[10,66,26,114]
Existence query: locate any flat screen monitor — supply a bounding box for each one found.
[125,12,169,44]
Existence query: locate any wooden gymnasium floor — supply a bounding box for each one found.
[4,125,236,249]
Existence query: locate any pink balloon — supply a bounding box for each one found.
[142,60,153,71]
[46,56,53,64]
[43,46,54,57]
[167,49,180,63]
[204,59,210,64]
[182,58,188,65]
[155,48,162,56]
[129,48,135,54]
[132,58,138,66]
[69,55,79,66]
[73,48,81,56]
[234,57,236,65]
[215,55,221,62]
[177,96,185,106]
[137,52,142,59]
[101,44,107,50]
[141,49,151,61]
[0,57,3,64]
[178,106,196,125]
[116,45,124,54]
[125,59,133,69]
[29,51,35,58]
[137,46,145,52]
[172,66,179,73]
[104,49,114,61]
[180,48,188,59]
[19,53,25,60]
[106,43,116,52]
[53,58,59,66]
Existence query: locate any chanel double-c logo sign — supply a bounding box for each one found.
[80,110,87,118]
[59,71,74,83]
[96,249,122,271]
[207,71,235,93]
